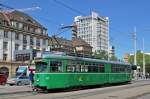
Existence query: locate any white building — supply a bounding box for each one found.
[0,10,49,77]
[74,11,109,52]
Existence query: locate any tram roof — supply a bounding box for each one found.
[43,54,130,66]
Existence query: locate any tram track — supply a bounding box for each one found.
[48,81,150,99]
[0,80,150,99]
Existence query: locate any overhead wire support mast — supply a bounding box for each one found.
[143,38,145,78]
[134,27,137,65]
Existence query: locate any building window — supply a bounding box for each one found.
[16,22,19,28]
[23,25,28,31]
[16,53,30,61]
[30,46,33,49]
[36,39,40,46]
[36,28,41,34]
[15,44,20,50]
[15,33,20,40]
[23,35,27,44]
[19,23,23,29]
[4,31,8,38]
[42,29,47,35]
[30,37,34,45]
[3,42,8,50]
[43,39,46,45]
[3,54,7,60]
[23,45,26,50]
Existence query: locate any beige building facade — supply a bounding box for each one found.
[0,10,49,77]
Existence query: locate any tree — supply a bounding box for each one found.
[110,55,118,61]
[93,50,118,61]
[128,50,150,73]
[93,50,108,60]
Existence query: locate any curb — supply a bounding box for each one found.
[0,90,32,95]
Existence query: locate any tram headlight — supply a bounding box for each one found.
[36,79,40,82]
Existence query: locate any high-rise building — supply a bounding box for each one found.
[74,11,109,52]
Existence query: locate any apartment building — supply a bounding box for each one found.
[0,10,49,77]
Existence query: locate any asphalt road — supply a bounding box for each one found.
[0,79,150,99]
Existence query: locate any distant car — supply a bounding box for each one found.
[7,76,30,86]
[0,74,7,85]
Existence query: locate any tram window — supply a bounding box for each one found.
[111,64,127,73]
[88,65,98,72]
[67,66,75,72]
[81,65,85,72]
[50,61,62,72]
[99,64,104,72]
[76,65,81,72]
[84,65,88,72]
[88,66,93,72]
[111,64,117,73]
[35,62,47,73]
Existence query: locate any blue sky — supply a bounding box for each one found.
[1,0,150,59]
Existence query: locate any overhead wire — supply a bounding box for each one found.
[53,0,86,15]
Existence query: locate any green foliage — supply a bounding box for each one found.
[128,50,150,73]
[110,55,118,61]
[93,50,118,61]
[93,50,108,60]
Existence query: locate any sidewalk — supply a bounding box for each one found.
[132,78,150,82]
[0,85,32,95]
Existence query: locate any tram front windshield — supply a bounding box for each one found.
[35,62,47,73]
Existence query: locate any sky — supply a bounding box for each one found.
[1,0,150,59]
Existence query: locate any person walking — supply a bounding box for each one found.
[29,71,34,86]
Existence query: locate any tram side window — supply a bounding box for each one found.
[67,60,76,72]
[88,63,98,72]
[111,65,117,73]
[111,64,126,73]
[76,65,81,72]
[50,61,62,72]
[35,62,47,73]
[67,65,75,72]
[99,64,104,72]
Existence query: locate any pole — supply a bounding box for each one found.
[134,27,137,65]
[10,31,12,78]
[107,18,110,61]
[143,38,145,78]
[133,27,137,79]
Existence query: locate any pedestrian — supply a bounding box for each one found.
[146,72,149,79]
[29,71,34,86]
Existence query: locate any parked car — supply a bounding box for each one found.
[7,76,30,86]
[0,74,7,85]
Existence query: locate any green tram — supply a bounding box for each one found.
[33,54,134,90]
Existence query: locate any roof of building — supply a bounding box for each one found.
[49,36,72,46]
[0,10,45,28]
[72,38,92,48]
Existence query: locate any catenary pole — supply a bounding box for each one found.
[143,38,145,78]
[134,27,137,65]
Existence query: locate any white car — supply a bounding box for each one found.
[7,76,30,86]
